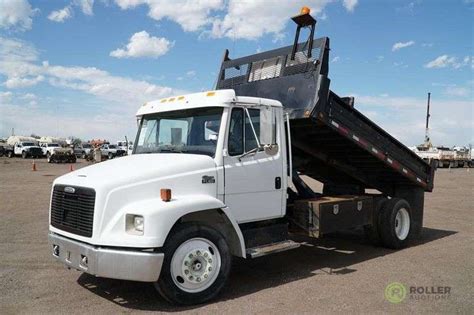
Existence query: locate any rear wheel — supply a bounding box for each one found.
[364,197,388,245]
[81,152,86,159]
[7,151,13,158]
[155,223,231,305]
[47,155,52,163]
[108,152,113,159]
[22,151,27,159]
[378,198,412,249]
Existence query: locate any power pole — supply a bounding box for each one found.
[424,92,431,146]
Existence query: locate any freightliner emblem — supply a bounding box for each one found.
[202,175,215,184]
[64,186,75,193]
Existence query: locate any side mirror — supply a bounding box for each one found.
[264,144,279,156]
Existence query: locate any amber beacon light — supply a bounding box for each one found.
[300,6,311,15]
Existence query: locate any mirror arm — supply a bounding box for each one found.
[238,146,260,161]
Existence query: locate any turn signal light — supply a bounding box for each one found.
[161,188,172,202]
[300,6,310,15]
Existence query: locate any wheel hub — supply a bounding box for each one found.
[171,238,221,293]
[394,208,410,240]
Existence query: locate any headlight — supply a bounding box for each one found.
[126,214,144,235]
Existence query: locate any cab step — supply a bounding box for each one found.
[246,240,300,258]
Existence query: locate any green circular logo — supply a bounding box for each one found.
[385,282,407,304]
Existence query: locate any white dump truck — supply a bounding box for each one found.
[48,9,435,305]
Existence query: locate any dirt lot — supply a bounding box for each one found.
[0,157,472,314]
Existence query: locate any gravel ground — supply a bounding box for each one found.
[0,157,472,314]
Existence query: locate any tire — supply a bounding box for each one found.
[378,198,412,249]
[108,152,113,159]
[155,223,232,305]
[81,152,86,159]
[7,151,13,158]
[46,151,51,159]
[47,155,52,163]
[22,151,27,159]
[363,197,388,245]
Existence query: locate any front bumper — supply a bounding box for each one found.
[48,233,164,282]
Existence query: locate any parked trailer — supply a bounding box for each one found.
[48,9,435,305]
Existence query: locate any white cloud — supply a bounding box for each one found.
[392,40,415,51]
[331,56,340,63]
[0,91,13,102]
[48,6,73,23]
[110,31,173,59]
[76,0,94,15]
[114,0,222,32]
[4,75,44,88]
[356,95,473,146]
[20,92,36,100]
[186,70,196,77]
[211,1,333,40]
[444,86,470,97]
[114,0,357,40]
[0,37,185,139]
[424,55,472,69]
[343,0,358,12]
[0,0,37,31]
[0,37,181,105]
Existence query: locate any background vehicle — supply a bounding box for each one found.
[40,143,62,158]
[452,146,470,168]
[47,147,77,163]
[74,143,93,159]
[48,9,435,305]
[100,144,126,159]
[12,141,43,159]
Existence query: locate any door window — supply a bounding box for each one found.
[228,108,244,155]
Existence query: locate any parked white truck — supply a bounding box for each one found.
[10,141,43,158]
[48,10,435,305]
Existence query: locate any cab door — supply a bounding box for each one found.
[223,106,284,223]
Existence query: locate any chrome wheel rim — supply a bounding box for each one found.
[170,237,221,293]
[395,208,410,240]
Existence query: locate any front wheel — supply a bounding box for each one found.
[7,151,13,158]
[379,198,412,249]
[155,223,231,305]
[108,152,113,159]
[22,151,27,159]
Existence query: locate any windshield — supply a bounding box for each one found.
[135,107,223,157]
[49,143,59,147]
[83,144,91,148]
[109,145,117,149]
[22,142,35,146]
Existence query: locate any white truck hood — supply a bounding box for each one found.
[51,153,220,247]
[54,153,216,189]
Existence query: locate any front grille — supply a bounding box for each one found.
[29,148,43,155]
[50,185,96,237]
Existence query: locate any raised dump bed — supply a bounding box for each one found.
[216,38,436,197]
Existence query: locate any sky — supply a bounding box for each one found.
[0,0,472,146]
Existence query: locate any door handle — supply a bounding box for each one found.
[275,177,281,189]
